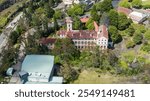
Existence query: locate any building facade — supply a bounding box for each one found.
[57,17,108,50]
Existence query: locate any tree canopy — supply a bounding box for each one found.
[109,26,122,43]
[52,38,80,62]
[108,9,119,28]
[118,13,131,30]
[119,0,131,8]
[132,0,142,8]
[67,4,85,16]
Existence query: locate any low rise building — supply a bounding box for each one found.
[129,11,147,24]
[19,55,63,84]
[40,38,56,49]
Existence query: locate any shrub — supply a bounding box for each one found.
[142,5,150,9]
[126,40,135,48]
[141,43,150,52]
[133,33,143,44]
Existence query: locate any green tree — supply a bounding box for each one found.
[9,31,20,45]
[132,0,142,8]
[73,16,82,30]
[91,11,99,22]
[141,43,150,52]
[32,14,41,28]
[45,3,55,18]
[109,26,122,43]
[0,44,18,74]
[25,34,40,54]
[49,0,55,7]
[133,32,143,44]
[67,4,85,16]
[40,17,49,37]
[119,0,131,8]
[85,18,94,30]
[101,0,113,12]
[59,63,79,83]
[96,2,103,12]
[52,38,80,62]
[144,29,150,41]
[108,9,119,28]
[126,40,135,48]
[90,5,100,22]
[125,25,135,36]
[53,16,59,31]
[54,10,62,19]
[118,13,130,30]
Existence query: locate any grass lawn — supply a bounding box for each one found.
[72,69,130,84]
[142,0,150,5]
[0,0,5,4]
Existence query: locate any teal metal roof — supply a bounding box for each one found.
[6,68,13,76]
[22,55,54,75]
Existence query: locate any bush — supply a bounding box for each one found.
[132,0,142,9]
[142,5,150,9]
[119,0,131,8]
[141,43,150,52]
[125,25,135,36]
[133,33,143,44]
[126,40,135,48]
[144,29,150,41]
[59,63,79,83]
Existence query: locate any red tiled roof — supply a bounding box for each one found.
[80,17,89,23]
[94,21,99,32]
[57,24,108,39]
[40,38,56,45]
[98,25,108,39]
[117,7,132,15]
[57,30,97,39]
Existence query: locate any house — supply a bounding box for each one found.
[19,55,63,84]
[40,38,56,49]
[57,17,108,50]
[117,7,132,16]
[129,11,147,24]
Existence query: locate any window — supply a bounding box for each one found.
[78,41,80,44]
[81,41,84,44]
[74,41,77,44]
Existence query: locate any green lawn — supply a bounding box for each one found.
[142,0,150,5]
[72,69,130,84]
[0,0,6,4]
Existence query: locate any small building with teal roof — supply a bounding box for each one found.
[19,55,63,84]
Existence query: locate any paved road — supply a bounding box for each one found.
[0,12,23,53]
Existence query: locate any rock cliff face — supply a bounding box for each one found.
[0,0,21,12]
